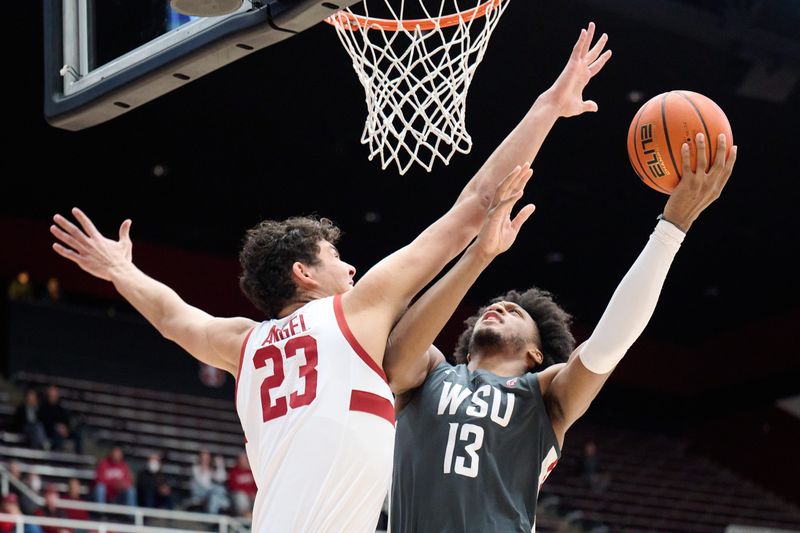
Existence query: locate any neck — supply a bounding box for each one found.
[278,288,332,318]
[467,350,531,378]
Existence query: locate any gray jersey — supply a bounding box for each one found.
[391,362,560,533]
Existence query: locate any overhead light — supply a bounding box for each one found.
[627,90,644,103]
[545,252,564,264]
[152,164,168,178]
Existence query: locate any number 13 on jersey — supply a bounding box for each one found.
[444,423,484,478]
[253,335,319,422]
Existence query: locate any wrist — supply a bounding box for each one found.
[108,261,138,284]
[657,212,691,233]
[464,242,499,267]
[532,91,561,120]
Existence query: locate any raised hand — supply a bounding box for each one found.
[663,133,738,232]
[544,22,612,117]
[51,207,134,281]
[473,163,536,258]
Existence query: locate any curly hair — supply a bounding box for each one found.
[239,216,341,319]
[453,287,575,370]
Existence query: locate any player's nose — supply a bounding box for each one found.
[486,303,506,315]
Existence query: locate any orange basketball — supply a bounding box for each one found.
[627,90,733,194]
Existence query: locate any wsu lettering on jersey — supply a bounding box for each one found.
[437,381,516,427]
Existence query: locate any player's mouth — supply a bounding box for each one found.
[481,311,503,324]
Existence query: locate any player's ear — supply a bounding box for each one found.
[292,262,318,290]
[526,347,544,369]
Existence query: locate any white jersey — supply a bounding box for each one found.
[236,294,395,532]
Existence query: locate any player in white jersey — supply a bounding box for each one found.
[51,170,530,529]
[235,294,397,530]
[50,23,610,530]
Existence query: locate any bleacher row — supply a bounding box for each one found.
[2,373,246,501]
[2,373,800,532]
[545,423,800,532]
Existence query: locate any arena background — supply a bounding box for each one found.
[2,0,799,529]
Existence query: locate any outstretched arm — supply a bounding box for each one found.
[51,208,255,375]
[384,171,536,395]
[344,23,612,364]
[343,164,533,363]
[470,22,612,190]
[543,134,738,442]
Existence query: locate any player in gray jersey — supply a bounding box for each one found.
[384,90,738,533]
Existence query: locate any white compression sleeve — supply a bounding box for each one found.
[578,219,686,374]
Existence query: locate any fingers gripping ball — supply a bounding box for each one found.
[627,90,733,194]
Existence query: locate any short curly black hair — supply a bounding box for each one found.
[239,216,341,319]
[453,287,575,370]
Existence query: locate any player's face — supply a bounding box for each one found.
[309,240,356,295]
[472,301,538,353]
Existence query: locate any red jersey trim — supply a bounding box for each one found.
[349,390,395,426]
[539,459,559,489]
[333,294,388,383]
[234,326,256,408]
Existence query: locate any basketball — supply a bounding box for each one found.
[627,91,733,194]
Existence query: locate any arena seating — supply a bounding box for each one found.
[544,422,800,532]
[4,374,800,532]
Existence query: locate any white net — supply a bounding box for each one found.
[327,0,510,174]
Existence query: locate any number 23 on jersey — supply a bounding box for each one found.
[253,335,319,422]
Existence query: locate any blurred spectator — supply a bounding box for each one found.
[137,453,173,509]
[580,440,610,492]
[8,272,35,301]
[6,461,38,515]
[6,460,22,482]
[13,388,47,449]
[38,385,82,453]
[45,278,61,304]
[190,451,229,514]
[35,486,70,533]
[22,473,43,515]
[94,447,135,507]
[227,453,256,517]
[1,493,44,533]
[63,478,89,523]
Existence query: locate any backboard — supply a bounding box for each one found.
[44,0,361,131]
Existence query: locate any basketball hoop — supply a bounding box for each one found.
[326,0,509,174]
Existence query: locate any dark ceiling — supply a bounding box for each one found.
[6,1,800,364]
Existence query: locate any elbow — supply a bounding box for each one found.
[389,380,411,397]
[156,316,179,343]
[387,372,422,397]
[383,359,424,397]
[578,341,628,375]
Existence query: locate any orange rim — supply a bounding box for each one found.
[325,0,504,31]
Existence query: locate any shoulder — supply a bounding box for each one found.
[210,316,259,374]
[432,359,458,375]
[516,363,565,396]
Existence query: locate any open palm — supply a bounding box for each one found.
[546,22,612,117]
[474,164,536,258]
[51,207,134,282]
